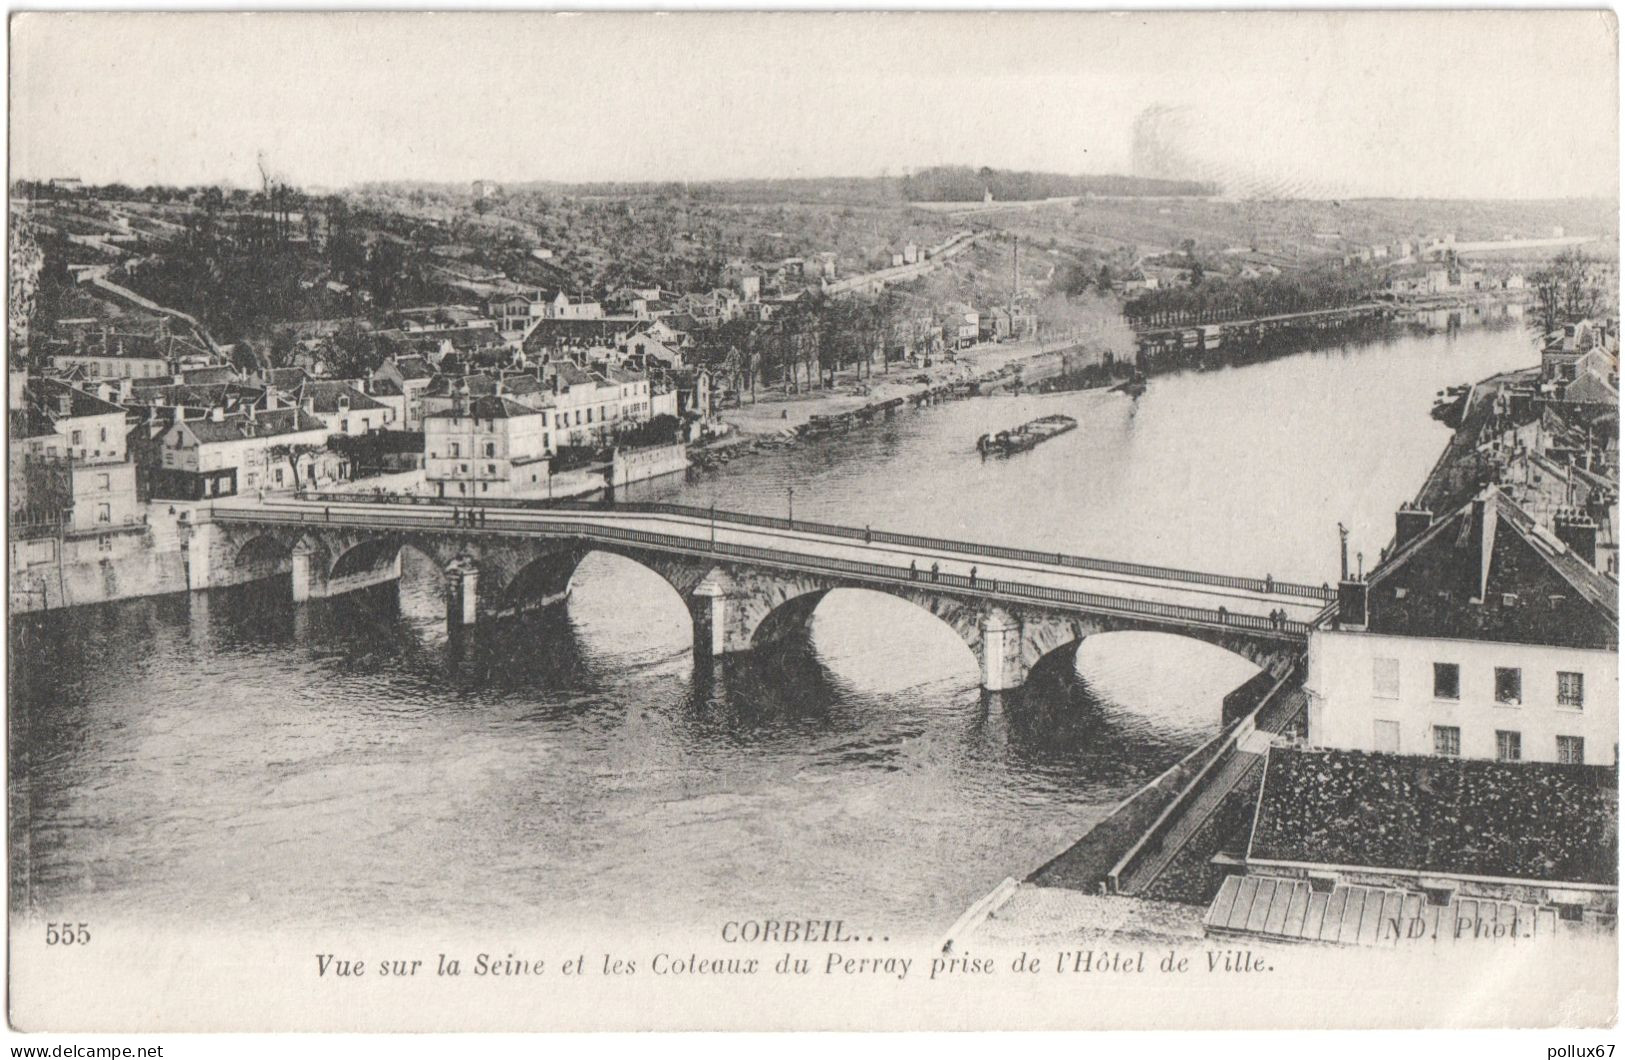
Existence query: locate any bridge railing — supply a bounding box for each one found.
[223,505,1313,637]
[289,491,1336,602]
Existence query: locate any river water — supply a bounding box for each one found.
[10,315,1539,937]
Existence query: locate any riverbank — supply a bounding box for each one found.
[693,339,1122,471]
[942,322,1544,948]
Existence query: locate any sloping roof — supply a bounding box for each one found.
[425,395,541,420]
[10,407,57,440]
[548,361,596,388]
[28,377,126,419]
[180,407,328,444]
[1363,487,1616,649]
[290,380,388,414]
[1248,747,1618,887]
[521,318,646,354]
[180,366,238,386]
[389,355,435,381]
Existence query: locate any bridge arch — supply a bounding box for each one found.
[233,533,295,580]
[743,583,983,681]
[496,543,709,621]
[329,536,416,581]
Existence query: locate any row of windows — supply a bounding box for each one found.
[1399,722,1587,763]
[439,437,550,460]
[1373,659,1585,709]
[1380,721,1590,764]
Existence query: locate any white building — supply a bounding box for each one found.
[1309,491,1618,766]
[156,406,333,498]
[424,394,552,499]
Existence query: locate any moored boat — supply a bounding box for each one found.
[977,414,1078,457]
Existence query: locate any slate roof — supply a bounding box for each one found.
[28,377,127,419]
[180,408,327,444]
[1362,487,1617,650]
[425,395,541,420]
[521,318,647,354]
[1248,747,1618,887]
[288,380,388,414]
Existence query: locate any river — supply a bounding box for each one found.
[9,315,1540,937]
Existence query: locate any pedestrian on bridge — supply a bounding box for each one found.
[324,506,330,523]
[1265,573,1274,593]
[864,525,872,545]
[969,565,977,586]
[930,561,940,583]
[909,560,917,580]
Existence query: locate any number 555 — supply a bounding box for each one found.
[45,923,90,946]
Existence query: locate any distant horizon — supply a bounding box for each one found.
[18,169,1620,207]
[12,12,1618,199]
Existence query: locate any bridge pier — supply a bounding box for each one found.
[290,546,314,604]
[445,561,480,629]
[979,608,1026,692]
[689,570,750,661]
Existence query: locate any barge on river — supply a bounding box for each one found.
[977,414,1078,457]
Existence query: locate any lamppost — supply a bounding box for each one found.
[787,486,795,526]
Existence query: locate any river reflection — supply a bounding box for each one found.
[10,320,1540,935]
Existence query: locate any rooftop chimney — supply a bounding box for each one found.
[1337,578,1368,630]
[1395,506,1433,550]
[1554,509,1599,567]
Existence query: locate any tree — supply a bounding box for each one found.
[269,442,327,491]
[1095,264,1114,294]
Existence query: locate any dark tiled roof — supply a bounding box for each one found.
[181,408,327,444]
[1363,488,1617,650]
[180,366,238,386]
[290,380,388,414]
[425,396,541,420]
[521,318,646,354]
[28,377,126,419]
[1249,747,1618,886]
[389,355,435,381]
[10,407,56,439]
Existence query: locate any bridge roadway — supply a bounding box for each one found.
[208,496,1330,633]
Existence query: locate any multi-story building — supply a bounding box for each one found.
[423,394,551,499]
[152,405,333,499]
[287,380,395,435]
[1309,490,1618,766]
[371,354,437,430]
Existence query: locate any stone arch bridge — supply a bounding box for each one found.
[192,498,1332,692]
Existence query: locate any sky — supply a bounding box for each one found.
[9,10,1619,199]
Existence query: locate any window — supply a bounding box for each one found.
[485,442,495,457]
[450,443,460,458]
[1558,672,1584,710]
[99,427,107,442]
[1433,726,1461,757]
[1372,657,1400,699]
[71,430,83,445]
[1556,904,1585,923]
[1494,667,1522,705]
[1558,736,1585,765]
[1373,720,1400,753]
[96,503,110,524]
[97,473,110,490]
[1495,730,1522,762]
[1433,662,1460,700]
